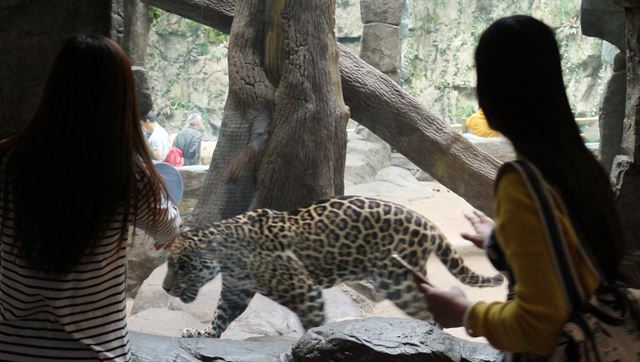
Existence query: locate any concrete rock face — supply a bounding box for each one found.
[289,317,500,362]
[361,23,401,74]
[359,0,404,83]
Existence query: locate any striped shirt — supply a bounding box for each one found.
[0,164,181,361]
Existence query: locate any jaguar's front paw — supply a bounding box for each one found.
[180,327,219,338]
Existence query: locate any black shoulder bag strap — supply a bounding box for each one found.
[504,160,602,309]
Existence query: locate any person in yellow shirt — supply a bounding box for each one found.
[415,15,624,358]
[464,109,501,137]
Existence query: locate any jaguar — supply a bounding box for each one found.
[163,196,503,337]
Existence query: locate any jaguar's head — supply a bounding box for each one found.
[163,226,222,303]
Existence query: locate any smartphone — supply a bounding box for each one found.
[391,254,432,286]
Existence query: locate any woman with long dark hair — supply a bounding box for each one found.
[0,35,180,361]
[416,16,623,357]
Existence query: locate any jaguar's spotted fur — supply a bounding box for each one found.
[163,196,503,338]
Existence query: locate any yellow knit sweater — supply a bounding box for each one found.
[465,168,599,356]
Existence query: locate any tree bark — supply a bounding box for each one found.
[189,0,273,227]
[123,0,151,66]
[253,0,348,210]
[144,0,500,215]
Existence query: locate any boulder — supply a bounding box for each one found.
[131,263,221,324]
[289,317,500,362]
[375,166,420,187]
[390,152,421,174]
[178,165,209,194]
[360,0,403,25]
[345,129,391,185]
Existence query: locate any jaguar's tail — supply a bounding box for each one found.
[434,235,504,287]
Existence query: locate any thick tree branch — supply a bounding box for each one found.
[144,0,500,214]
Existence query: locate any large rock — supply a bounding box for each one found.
[129,331,294,362]
[344,129,391,185]
[179,165,208,193]
[360,23,400,74]
[360,0,403,25]
[289,317,500,362]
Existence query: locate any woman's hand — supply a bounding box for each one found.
[414,276,472,328]
[460,210,494,249]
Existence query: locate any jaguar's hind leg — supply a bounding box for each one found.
[375,267,433,322]
[181,276,255,338]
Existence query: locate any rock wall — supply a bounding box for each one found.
[145,0,612,134]
[145,10,228,140]
[402,0,612,122]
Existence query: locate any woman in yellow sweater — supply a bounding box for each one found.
[416,15,624,357]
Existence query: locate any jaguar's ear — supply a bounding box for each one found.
[203,234,223,252]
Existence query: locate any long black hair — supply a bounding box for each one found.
[475,15,623,282]
[1,35,168,273]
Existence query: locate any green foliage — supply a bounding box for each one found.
[204,28,228,44]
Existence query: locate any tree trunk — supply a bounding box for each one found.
[612,0,640,287]
[123,0,151,66]
[189,0,274,227]
[253,0,348,210]
[144,0,500,215]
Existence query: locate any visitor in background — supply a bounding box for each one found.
[173,112,204,165]
[463,108,501,137]
[415,16,624,358]
[141,111,170,160]
[0,35,181,361]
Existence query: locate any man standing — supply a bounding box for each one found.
[141,111,170,161]
[173,113,204,165]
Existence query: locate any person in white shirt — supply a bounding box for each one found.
[141,111,170,160]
